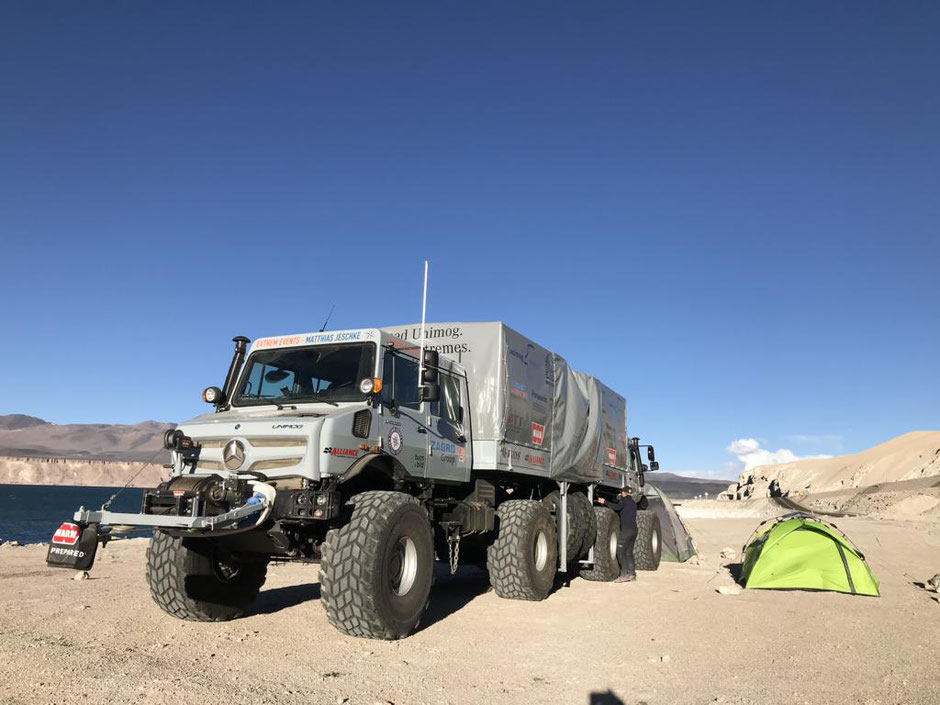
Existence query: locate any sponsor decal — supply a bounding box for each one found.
[388,428,403,455]
[414,453,426,470]
[606,470,619,480]
[531,422,545,446]
[172,490,186,498]
[254,331,364,348]
[272,424,303,429]
[430,440,456,454]
[509,381,528,399]
[457,447,466,463]
[48,546,86,558]
[524,453,545,466]
[323,447,358,457]
[52,523,80,546]
[607,447,617,464]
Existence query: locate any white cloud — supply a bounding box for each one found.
[726,437,831,472]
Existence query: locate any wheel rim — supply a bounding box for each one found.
[533,530,549,571]
[213,560,240,582]
[389,536,418,597]
[652,528,660,556]
[609,529,618,562]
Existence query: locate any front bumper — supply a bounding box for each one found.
[73,499,266,532]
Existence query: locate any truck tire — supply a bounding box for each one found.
[320,491,434,640]
[146,531,267,622]
[634,510,662,571]
[541,491,583,563]
[579,506,621,582]
[487,500,557,600]
[570,492,597,559]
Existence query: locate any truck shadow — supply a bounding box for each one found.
[418,564,493,631]
[251,583,321,615]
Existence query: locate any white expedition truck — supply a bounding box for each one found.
[48,322,662,640]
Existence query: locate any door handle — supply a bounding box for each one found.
[417,428,427,434]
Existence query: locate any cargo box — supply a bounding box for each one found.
[381,322,630,485]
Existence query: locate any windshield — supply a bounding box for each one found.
[233,343,376,406]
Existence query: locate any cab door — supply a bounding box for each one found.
[378,352,428,477]
[425,370,471,483]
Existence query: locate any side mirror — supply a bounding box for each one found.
[650,461,660,472]
[421,349,439,384]
[420,382,440,403]
[647,446,656,463]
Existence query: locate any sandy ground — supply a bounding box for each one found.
[2,512,939,705]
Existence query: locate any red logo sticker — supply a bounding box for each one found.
[607,447,617,464]
[52,522,80,546]
[531,422,545,446]
[457,447,466,463]
[173,490,186,498]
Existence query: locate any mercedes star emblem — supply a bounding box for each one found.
[223,439,246,470]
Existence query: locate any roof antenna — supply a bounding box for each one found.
[417,260,429,380]
[319,304,336,332]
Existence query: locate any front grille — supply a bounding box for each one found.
[352,409,371,438]
[249,457,303,471]
[196,437,307,448]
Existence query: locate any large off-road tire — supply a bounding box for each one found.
[570,492,597,559]
[542,490,587,563]
[579,506,621,582]
[487,500,557,600]
[146,531,268,622]
[320,491,434,640]
[634,510,662,571]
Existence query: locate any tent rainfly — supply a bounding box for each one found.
[643,485,696,563]
[739,513,879,597]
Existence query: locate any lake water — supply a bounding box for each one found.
[0,484,145,544]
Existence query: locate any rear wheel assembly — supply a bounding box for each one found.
[487,499,557,600]
[579,506,621,582]
[634,510,662,571]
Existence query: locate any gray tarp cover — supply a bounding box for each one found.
[381,322,629,484]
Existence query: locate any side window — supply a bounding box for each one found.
[431,372,462,423]
[381,353,421,410]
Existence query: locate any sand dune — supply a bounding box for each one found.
[727,431,940,499]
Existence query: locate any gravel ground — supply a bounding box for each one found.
[2,513,938,705]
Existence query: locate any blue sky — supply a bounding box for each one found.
[2,3,937,478]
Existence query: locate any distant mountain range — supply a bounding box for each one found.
[0,415,174,463]
[646,471,732,499]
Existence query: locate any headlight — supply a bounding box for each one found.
[202,386,224,404]
[316,494,328,506]
[359,378,374,394]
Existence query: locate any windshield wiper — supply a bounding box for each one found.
[281,394,339,407]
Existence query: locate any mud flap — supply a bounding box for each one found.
[46,521,99,571]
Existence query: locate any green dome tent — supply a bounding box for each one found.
[740,513,879,596]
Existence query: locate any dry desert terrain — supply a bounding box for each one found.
[2,507,938,705]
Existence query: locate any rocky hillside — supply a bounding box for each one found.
[0,456,166,488]
[725,431,940,499]
[0,415,173,462]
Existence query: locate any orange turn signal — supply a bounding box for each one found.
[372,377,383,393]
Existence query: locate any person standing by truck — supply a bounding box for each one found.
[598,488,638,582]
